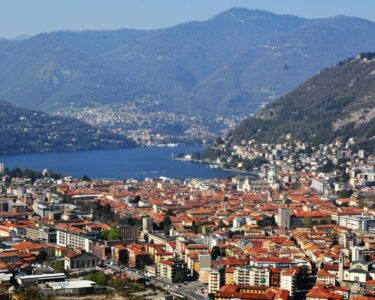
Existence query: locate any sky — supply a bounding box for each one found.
[1,0,375,39]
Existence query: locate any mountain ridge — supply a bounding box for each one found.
[1,8,375,114]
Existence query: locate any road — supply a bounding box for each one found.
[103,262,206,300]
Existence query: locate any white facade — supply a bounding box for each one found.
[208,268,223,294]
[280,269,298,298]
[338,215,375,231]
[57,230,93,253]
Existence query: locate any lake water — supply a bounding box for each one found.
[0,146,239,180]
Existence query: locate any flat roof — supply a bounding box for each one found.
[48,280,97,289]
[18,273,66,280]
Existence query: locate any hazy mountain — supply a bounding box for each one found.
[0,100,135,154]
[1,8,375,114]
[232,53,375,151]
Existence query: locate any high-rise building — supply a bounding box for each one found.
[199,254,212,284]
[199,254,211,269]
[338,251,344,283]
[277,207,290,230]
[143,217,153,232]
[157,259,187,283]
[209,266,224,294]
[280,268,299,298]
[118,225,140,241]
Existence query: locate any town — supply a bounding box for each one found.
[0,137,373,300]
[53,101,245,146]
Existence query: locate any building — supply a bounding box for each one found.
[351,246,375,262]
[213,284,289,300]
[233,266,270,287]
[277,207,290,231]
[338,230,356,248]
[25,226,56,244]
[127,244,151,268]
[111,244,127,264]
[157,259,187,283]
[209,266,225,294]
[45,280,106,296]
[199,254,211,269]
[143,217,153,232]
[338,215,375,231]
[317,269,336,286]
[280,268,299,298]
[64,252,100,273]
[199,254,211,283]
[250,257,296,270]
[17,273,67,287]
[118,225,140,241]
[57,230,94,253]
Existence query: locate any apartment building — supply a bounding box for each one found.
[234,266,270,287]
[56,230,93,253]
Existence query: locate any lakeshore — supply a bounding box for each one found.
[0,146,241,180]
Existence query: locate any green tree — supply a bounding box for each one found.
[108,228,121,240]
[53,260,65,273]
[101,228,121,240]
[85,271,108,286]
[303,217,314,228]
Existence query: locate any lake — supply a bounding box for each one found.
[0,146,239,180]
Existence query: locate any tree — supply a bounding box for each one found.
[162,216,172,228]
[320,159,335,173]
[85,271,108,286]
[211,246,221,260]
[337,189,353,198]
[53,260,65,273]
[108,228,121,240]
[192,151,201,160]
[101,228,121,240]
[100,230,109,240]
[216,137,225,145]
[303,217,314,228]
[81,175,91,181]
[36,250,48,263]
[190,221,200,234]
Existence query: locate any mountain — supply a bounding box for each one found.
[1,8,375,114]
[231,53,375,151]
[0,35,150,111]
[0,100,135,154]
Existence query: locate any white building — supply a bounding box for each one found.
[208,267,224,294]
[280,268,298,298]
[351,246,375,262]
[338,215,375,231]
[57,230,93,253]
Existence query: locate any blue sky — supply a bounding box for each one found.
[1,0,375,38]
